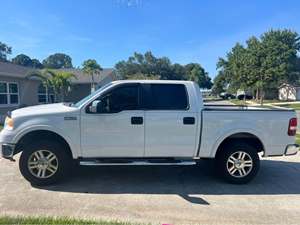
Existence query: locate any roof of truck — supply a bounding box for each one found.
[111,80,195,85]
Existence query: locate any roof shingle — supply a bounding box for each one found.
[0,61,115,84]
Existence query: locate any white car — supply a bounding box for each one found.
[0,80,298,185]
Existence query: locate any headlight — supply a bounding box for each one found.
[4,116,14,130]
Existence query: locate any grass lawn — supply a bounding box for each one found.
[275,103,300,110]
[259,99,283,104]
[0,216,137,225]
[230,99,294,105]
[229,100,275,108]
[203,97,222,102]
[229,99,247,105]
[229,99,268,105]
[296,133,300,145]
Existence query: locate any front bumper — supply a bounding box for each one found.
[0,143,15,159]
[285,144,299,156]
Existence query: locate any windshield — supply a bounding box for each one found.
[71,82,113,108]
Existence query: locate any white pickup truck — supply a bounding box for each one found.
[0,80,298,185]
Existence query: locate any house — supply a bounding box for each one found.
[57,68,117,102]
[0,61,116,122]
[278,83,300,101]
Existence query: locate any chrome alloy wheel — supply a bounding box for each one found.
[27,150,58,179]
[226,151,253,178]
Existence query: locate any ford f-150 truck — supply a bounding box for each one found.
[0,80,299,185]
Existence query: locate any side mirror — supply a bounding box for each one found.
[89,100,101,113]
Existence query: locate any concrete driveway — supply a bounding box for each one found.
[1,154,300,225]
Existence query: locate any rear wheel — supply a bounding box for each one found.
[216,142,260,184]
[19,140,72,186]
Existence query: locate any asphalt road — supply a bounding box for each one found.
[1,154,300,225]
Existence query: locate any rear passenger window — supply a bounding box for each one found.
[150,84,188,110]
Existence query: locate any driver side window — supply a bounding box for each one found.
[88,85,139,113]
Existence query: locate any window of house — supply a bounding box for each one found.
[38,84,55,104]
[0,82,19,105]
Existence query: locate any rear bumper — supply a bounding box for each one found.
[285,144,299,156]
[0,143,15,159]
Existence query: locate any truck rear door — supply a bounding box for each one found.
[143,83,198,157]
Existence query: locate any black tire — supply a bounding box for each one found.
[216,141,260,184]
[19,140,72,186]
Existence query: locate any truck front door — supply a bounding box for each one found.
[80,83,145,158]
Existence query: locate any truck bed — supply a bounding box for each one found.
[203,104,294,111]
[199,104,296,158]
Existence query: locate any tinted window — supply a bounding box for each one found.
[100,85,139,113]
[150,84,188,110]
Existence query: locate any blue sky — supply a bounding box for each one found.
[1,0,300,78]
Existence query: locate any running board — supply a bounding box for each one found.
[79,160,196,166]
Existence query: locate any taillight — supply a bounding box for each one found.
[288,118,297,136]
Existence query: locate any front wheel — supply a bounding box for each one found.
[216,142,260,184]
[19,140,72,186]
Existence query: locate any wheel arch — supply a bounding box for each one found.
[214,132,265,159]
[15,129,73,158]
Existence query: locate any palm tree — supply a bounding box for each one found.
[26,69,76,102]
[82,59,103,93]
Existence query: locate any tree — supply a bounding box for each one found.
[292,57,300,82]
[258,29,300,103]
[212,71,227,95]
[12,54,44,69]
[115,51,211,87]
[244,37,263,100]
[216,43,250,99]
[12,54,33,67]
[116,51,174,80]
[185,63,213,89]
[50,71,76,101]
[31,59,44,69]
[42,53,73,69]
[125,73,160,80]
[0,41,12,62]
[216,29,300,104]
[82,59,103,92]
[26,69,75,102]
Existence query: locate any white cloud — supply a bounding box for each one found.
[115,0,143,7]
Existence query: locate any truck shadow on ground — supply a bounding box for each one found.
[36,159,300,205]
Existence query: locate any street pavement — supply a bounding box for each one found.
[1,154,300,225]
